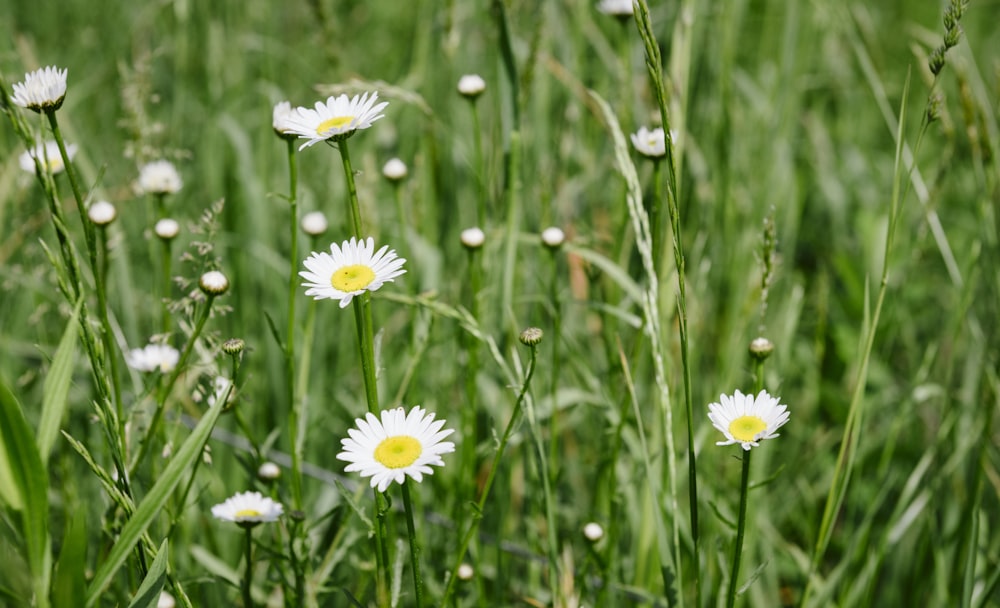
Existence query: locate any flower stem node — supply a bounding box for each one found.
[460,227,485,250]
[519,327,544,347]
[154,218,180,240]
[88,201,117,226]
[222,338,245,356]
[748,337,774,361]
[11,66,67,112]
[199,270,230,296]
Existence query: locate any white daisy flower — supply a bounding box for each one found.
[11,66,68,112]
[300,237,406,308]
[283,92,388,149]
[19,141,76,175]
[206,376,235,408]
[597,0,634,17]
[211,490,283,525]
[457,74,486,98]
[630,126,666,158]
[138,160,183,195]
[337,405,456,492]
[125,344,180,373]
[707,389,789,451]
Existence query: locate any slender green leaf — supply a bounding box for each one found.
[127,540,169,608]
[0,378,52,608]
[84,395,226,606]
[52,511,87,608]
[38,299,81,464]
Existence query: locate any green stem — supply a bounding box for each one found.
[160,238,172,335]
[338,139,363,237]
[461,248,482,510]
[470,101,486,228]
[284,138,303,511]
[546,250,562,480]
[441,341,539,605]
[727,449,752,608]
[401,480,425,608]
[130,295,217,474]
[242,525,255,608]
[352,295,380,415]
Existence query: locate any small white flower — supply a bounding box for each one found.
[630,126,666,158]
[88,201,117,226]
[337,405,456,492]
[199,270,229,296]
[125,344,180,373]
[382,157,408,181]
[460,227,485,249]
[597,0,634,16]
[272,100,296,138]
[283,92,388,149]
[154,218,180,240]
[211,491,283,525]
[138,160,183,195]
[457,74,486,98]
[707,389,789,451]
[11,66,68,112]
[19,141,76,175]
[300,211,329,236]
[541,227,565,248]
[300,237,406,308]
[583,522,604,542]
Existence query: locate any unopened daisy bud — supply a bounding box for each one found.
[540,226,565,249]
[289,509,306,522]
[457,563,475,581]
[272,100,297,140]
[519,327,543,346]
[461,227,485,249]
[257,461,281,481]
[88,201,117,226]
[154,218,180,240]
[222,338,245,355]
[199,270,229,296]
[583,521,604,542]
[11,66,68,112]
[597,0,634,19]
[300,211,329,236]
[457,74,486,99]
[157,591,176,608]
[749,337,774,361]
[382,157,408,182]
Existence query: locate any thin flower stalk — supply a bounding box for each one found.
[440,335,539,605]
[283,137,303,509]
[338,140,363,238]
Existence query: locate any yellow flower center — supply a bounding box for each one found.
[374,436,422,469]
[317,115,354,134]
[235,508,262,518]
[729,415,767,442]
[331,264,375,292]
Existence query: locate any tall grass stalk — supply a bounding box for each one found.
[632,2,699,602]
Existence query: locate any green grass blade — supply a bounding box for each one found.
[84,395,226,605]
[127,540,169,608]
[52,510,87,608]
[38,299,81,465]
[0,378,52,608]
